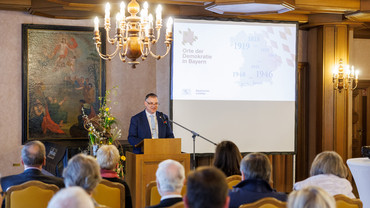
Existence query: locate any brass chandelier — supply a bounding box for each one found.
[333,58,359,92]
[93,0,173,68]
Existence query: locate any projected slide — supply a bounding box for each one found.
[172,19,296,101]
[171,18,297,154]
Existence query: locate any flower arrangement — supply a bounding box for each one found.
[82,87,121,146]
[117,155,126,178]
[82,86,126,177]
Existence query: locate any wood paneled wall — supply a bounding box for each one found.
[196,154,294,193]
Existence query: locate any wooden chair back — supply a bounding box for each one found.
[226,175,242,189]
[238,197,287,208]
[92,179,125,208]
[145,181,186,207]
[4,180,59,208]
[334,194,363,208]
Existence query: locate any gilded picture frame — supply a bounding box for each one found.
[22,24,106,143]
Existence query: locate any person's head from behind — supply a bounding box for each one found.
[240,152,271,182]
[213,140,242,176]
[63,154,101,195]
[184,166,229,208]
[21,140,46,168]
[47,186,94,208]
[156,159,185,196]
[288,186,336,208]
[96,145,120,171]
[144,93,158,114]
[310,151,348,178]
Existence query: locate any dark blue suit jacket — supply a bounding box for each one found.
[0,169,65,192]
[128,110,175,154]
[147,197,183,208]
[228,179,287,208]
[1,169,65,208]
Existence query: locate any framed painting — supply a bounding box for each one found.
[22,24,106,143]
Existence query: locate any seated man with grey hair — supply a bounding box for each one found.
[147,159,185,208]
[63,154,101,198]
[1,140,65,191]
[228,152,287,208]
[97,145,132,208]
[47,186,95,208]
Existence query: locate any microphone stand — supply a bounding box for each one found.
[163,116,217,170]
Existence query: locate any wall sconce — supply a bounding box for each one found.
[333,58,359,92]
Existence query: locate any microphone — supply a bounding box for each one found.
[158,112,168,125]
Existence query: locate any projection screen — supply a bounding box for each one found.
[171,18,297,154]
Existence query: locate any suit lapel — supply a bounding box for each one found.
[156,112,165,138]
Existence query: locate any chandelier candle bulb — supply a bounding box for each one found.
[120,2,125,19]
[166,17,173,34]
[145,24,149,37]
[94,17,99,32]
[156,5,162,26]
[148,14,153,29]
[141,9,147,23]
[143,2,149,22]
[116,13,121,29]
[356,71,359,79]
[105,3,111,25]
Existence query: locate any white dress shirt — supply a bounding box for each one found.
[146,110,159,138]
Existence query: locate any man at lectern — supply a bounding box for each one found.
[128,93,174,154]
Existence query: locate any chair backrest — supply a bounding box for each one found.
[92,179,125,208]
[238,197,287,208]
[4,180,59,208]
[334,194,363,208]
[145,181,187,207]
[226,175,242,189]
[168,201,185,208]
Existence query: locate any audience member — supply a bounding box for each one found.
[228,152,287,208]
[213,140,242,177]
[47,186,95,208]
[0,140,64,191]
[147,159,185,208]
[184,166,229,208]
[288,186,336,208]
[96,145,133,208]
[63,153,102,207]
[0,185,3,208]
[293,151,355,198]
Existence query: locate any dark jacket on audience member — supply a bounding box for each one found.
[1,168,65,208]
[0,168,65,191]
[147,197,183,208]
[228,178,287,208]
[103,177,133,208]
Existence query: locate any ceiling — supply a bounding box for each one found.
[1,0,370,37]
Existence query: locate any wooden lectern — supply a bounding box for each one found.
[126,138,190,208]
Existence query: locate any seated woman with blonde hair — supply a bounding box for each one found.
[293,151,355,198]
[288,186,336,208]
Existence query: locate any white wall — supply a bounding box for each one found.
[352,38,370,80]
